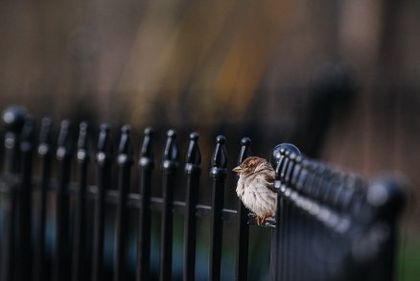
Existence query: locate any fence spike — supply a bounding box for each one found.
[238,137,251,164]
[183,132,201,281]
[72,122,90,281]
[114,125,133,281]
[118,125,132,157]
[160,129,179,281]
[162,129,178,166]
[186,132,201,168]
[34,117,52,281]
[136,127,155,281]
[140,127,154,160]
[92,124,112,281]
[56,120,72,160]
[209,135,227,281]
[77,122,89,154]
[97,124,111,155]
[54,120,73,281]
[211,135,227,169]
[235,137,252,281]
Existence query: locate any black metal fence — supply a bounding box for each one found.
[0,106,405,281]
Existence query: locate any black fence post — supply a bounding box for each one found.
[34,118,52,281]
[160,130,179,281]
[114,126,133,281]
[356,177,407,281]
[16,117,35,281]
[270,143,300,281]
[72,123,90,281]
[183,133,201,281]
[1,106,27,281]
[235,137,252,281]
[53,120,73,281]
[92,124,112,281]
[136,128,154,281]
[209,135,227,281]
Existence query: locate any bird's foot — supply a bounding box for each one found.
[256,215,270,226]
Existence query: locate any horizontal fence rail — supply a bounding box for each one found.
[0,106,406,281]
[270,144,406,281]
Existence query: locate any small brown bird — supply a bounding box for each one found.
[233,156,277,225]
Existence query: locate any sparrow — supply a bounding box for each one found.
[233,156,277,225]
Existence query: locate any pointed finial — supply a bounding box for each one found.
[2,106,27,134]
[185,132,201,174]
[139,127,154,168]
[56,120,73,160]
[117,125,132,165]
[77,122,89,162]
[38,117,52,156]
[238,137,252,164]
[96,124,112,165]
[211,135,227,169]
[162,129,178,169]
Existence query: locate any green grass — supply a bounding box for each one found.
[398,238,420,281]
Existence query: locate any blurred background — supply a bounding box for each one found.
[0,0,419,280]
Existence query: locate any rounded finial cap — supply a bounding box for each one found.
[241,137,251,146]
[2,106,27,133]
[271,143,301,166]
[216,135,226,144]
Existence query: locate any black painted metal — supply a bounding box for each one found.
[91,124,112,281]
[209,135,227,281]
[1,107,26,281]
[0,106,407,281]
[270,143,406,281]
[136,128,154,281]
[53,120,73,281]
[15,117,35,281]
[183,132,201,281]
[72,123,90,281]
[34,117,52,281]
[234,137,252,281]
[160,130,179,281]
[113,126,133,281]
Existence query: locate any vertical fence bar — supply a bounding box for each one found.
[270,143,300,281]
[284,152,298,281]
[209,136,227,281]
[113,126,133,281]
[234,137,251,281]
[53,120,73,281]
[1,107,26,281]
[160,130,178,281]
[34,118,52,281]
[92,124,112,281]
[72,123,90,281]
[136,128,154,281]
[281,150,292,281]
[16,117,35,281]
[290,155,304,281]
[183,133,201,281]
[270,145,285,281]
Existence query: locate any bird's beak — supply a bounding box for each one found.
[232,166,242,173]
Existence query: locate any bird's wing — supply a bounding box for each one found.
[261,168,277,193]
